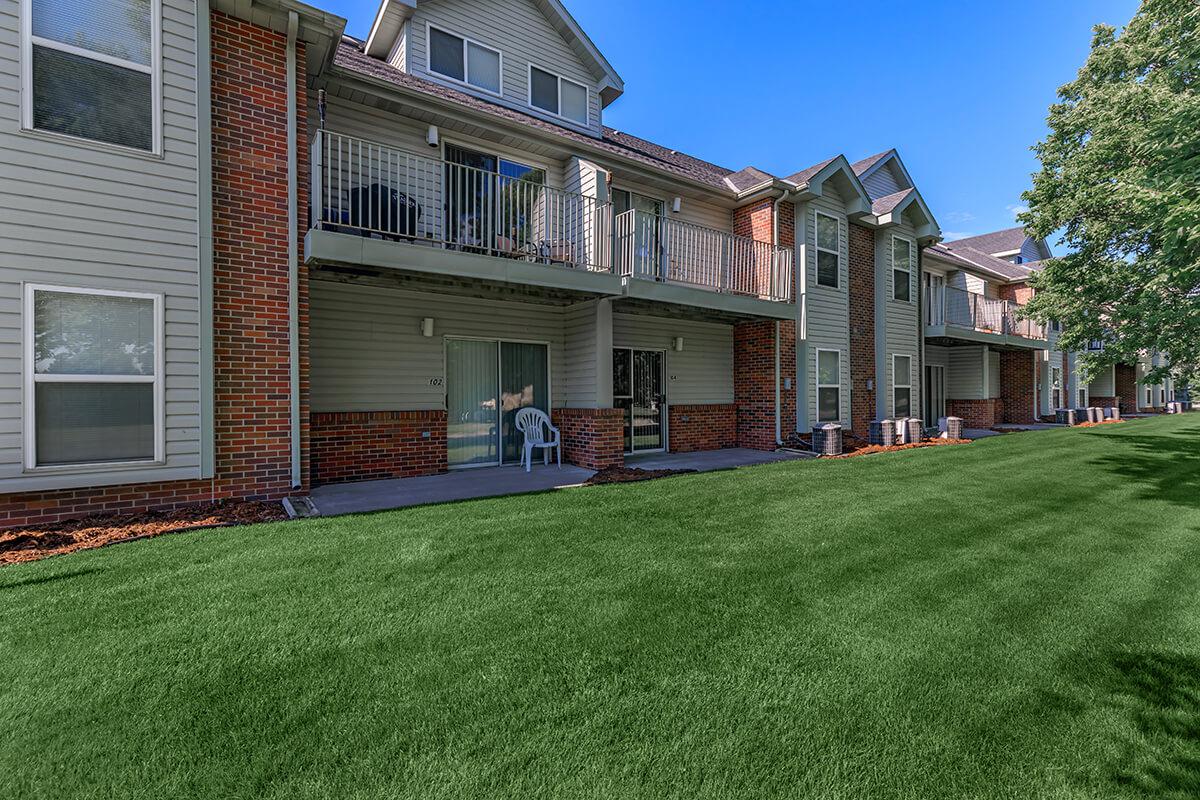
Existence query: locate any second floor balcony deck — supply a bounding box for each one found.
[306,131,793,311]
[925,285,1047,348]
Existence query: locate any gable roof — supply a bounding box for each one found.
[785,157,837,186]
[927,240,1033,282]
[871,188,912,216]
[948,227,1031,256]
[363,0,624,105]
[850,150,893,177]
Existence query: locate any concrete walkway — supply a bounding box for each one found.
[305,447,811,516]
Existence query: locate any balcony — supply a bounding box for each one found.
[306,131,792,310]
[926,285,1047,348]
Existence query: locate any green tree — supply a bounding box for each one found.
[1020,0,1200,385]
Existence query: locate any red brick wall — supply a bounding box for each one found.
[551,408,624,470]
[1114,364,1137,414]
[734,320,794,449]
[997,282,1034,305]
[668,405,736,452]
[946,399,1000,429]
[0,11,309,529]
[848,223,875,433]
[731,198,794,299]
[310,411,446,485]
[999,350,1037,424]
[733,198,774,241]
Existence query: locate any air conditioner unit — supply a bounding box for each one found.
[869,419,895,447]
[812,423,843,456]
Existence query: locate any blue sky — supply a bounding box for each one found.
[333,0,1140,250]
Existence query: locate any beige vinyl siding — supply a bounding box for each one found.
[310,279,581,412]
[0,0,201,491]
[1088,364,1116,396]
[861,162,903,200]
[947,346,986,400]
[406,0,602,133]
[880,225,920,418]
[610,175,732,234]
[925,344,950,369]
[612,313,733,405]
[988,350,1001,399]
[387,21,407,70]
[947,270,986,297]
[798,192,850,426]
[561,299,605,408]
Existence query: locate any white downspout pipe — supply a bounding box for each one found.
[772,189,793,445]
[286,11,300,488]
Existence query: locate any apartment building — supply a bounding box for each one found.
[0,0,1114,528]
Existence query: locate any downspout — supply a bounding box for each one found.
[772,189,793,445]
[286,11,300,488]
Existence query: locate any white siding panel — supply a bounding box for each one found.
[798,196,850,426]
[880,225,920,418]
[947,346,985,400]
[311,279,569,412]
[0,0,201,488]
[612,313,733,405]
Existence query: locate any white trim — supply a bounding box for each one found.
[23,283,165,472]
[892,353,913,417]
[891,234,914,302]
[425,22,504,98]
[813,210,841,289]
[527,63,590,126]
[816,348,841,423]
[20,0,162,156]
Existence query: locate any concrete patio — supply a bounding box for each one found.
[305,448,812,516]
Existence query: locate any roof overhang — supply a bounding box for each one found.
[799,155,873,218]
[211,0,347,74]
[872,189,941,243]
[362,0,624,105]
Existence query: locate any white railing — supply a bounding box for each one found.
[613,209,793,301]
[311,130,793,302]
[933,285,1045,340]
[312,130,612,272]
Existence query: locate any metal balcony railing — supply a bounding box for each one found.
[932,285,1046,340]
[310,131,793,302]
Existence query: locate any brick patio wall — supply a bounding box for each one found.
[551,408,625,470]
[668,404,736,452]
[310,411,446,485]
[734,320,796,450]
[0,12,309,529]
[848,223,875,434]
[999,350,1038,424]
[946,399,1000,429]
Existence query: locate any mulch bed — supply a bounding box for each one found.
[1075,419,1126,428]
[585,466,696,485]
[0,500,288,566]
[787,431,970,458]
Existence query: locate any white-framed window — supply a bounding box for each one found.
[893,354,912,417]
[817,349,841,422]
[528,65,588,125]
[1052,367,1062,409]
[24,284,164,469]
[892,235,914,302]
[426,24,502,96]
[814,211,840,288]
[21,0,162,154]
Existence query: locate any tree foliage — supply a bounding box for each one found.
[1020,0,1200,384]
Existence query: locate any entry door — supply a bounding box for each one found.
[613,348,665,452]
[446,338,549,467]
[924,365,945,425]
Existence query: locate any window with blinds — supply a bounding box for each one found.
[24,0,159,152]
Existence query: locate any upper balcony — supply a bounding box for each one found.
[305,131,793,316]
[925,285,1048,349]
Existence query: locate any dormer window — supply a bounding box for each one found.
[529,65,588,125]
[427,25,501,95]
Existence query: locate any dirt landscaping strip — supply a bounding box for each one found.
[826,438,974,459]
[0,501,288,566]
[584,466,697,485]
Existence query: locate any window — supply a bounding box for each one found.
[893,355,912,417]
[1052,367,1062,409]
[1014,255,1025,265]
[892,236,913,301]
[22,0,161,152]
[1145,387,1152,407]
[815,212,839,288]
[817,349,840,422]
[25,285,162,468]
[1051,319,1061,333]
[1079,388,1086,407]
[427,25,501,95]
[528,65,588,125]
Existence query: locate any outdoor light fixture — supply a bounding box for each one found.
[421,317,435,337]
[673,336,684,351]
[426,125,439,148]
[671,196,682,213]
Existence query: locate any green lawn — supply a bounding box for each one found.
[3,415,1200,799]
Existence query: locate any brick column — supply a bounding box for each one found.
[1115,364,1137,415]
[848,223,875,433]
[735,320,780,450]
[551,408,624,469]
[668,404,736,452]
[999,350,1038,424]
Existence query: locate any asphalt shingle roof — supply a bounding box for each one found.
[926,240,1033,282]
[850,150,892,176]
[947,227,1030,256]
[871,188,912,216]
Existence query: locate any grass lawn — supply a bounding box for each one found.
[3,415,1200,799]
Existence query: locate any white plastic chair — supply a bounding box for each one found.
[514,407,561,472]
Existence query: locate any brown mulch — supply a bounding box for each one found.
[1075,419,1126,428]
[0,500,288,565]
[826,438,973,459]
[585,466,696,485]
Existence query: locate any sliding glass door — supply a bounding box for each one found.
[444,144,545,254]
[446,338,549,468]
[613,348,665,453]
